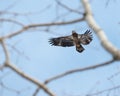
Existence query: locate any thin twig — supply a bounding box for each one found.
[33,87,41,96]
[4,1,19,11]
[7,43,30,60]
[86,84,120,96]
[45,59,115,84]
[0,64,6,70]
[56,0,83,14]
[0,82,20,94]
[0,18,24,26]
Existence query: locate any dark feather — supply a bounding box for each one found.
[49,36,74,47]
[78,30,92,45]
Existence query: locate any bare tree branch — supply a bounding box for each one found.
[33,87,40,96]
[81,0,120,60]
[106,0,111,6]
[7,43,30,60]
[0,11,36,16]
[55,0,83,14]
[0,39,55,96]
[108,70,120,80]
[86,84,120,96]
[0,82,20,94]
[1,40,10,62]
[4,1,19,11]
[33,59,115,96]
[4,62,55,96]
[0,18,24,26]
[3,17,84,39]
[45,59,115,84]
[0,64,6,70]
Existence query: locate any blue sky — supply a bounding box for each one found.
[0,0,120,96]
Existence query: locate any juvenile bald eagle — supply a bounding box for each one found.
[49,30,92,53]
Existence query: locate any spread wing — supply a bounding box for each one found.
[49,35,74,47]
[78,30,92,45]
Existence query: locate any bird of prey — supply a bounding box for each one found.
[49,30,92,53]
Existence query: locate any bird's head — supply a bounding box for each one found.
[72,30,78,37]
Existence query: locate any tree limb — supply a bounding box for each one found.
[1,40,10,62]
[3,17,84,39]
[33,59,115,95]
[1,39,55,96]
[81,0,120,60]
[5,62,55,96]
[45,59,115,84]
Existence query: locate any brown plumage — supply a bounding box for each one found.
[49,30,92,53]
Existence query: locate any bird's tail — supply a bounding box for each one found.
[76,44,84,53]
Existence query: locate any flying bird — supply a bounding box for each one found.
[49,30,92,53]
